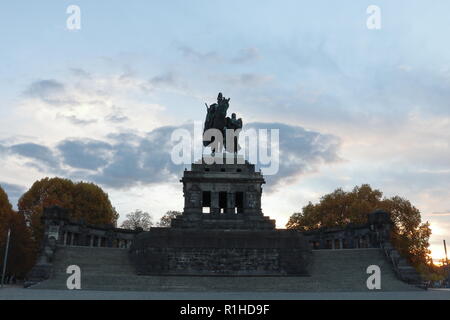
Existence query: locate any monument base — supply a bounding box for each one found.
[130,228,312,276]
[171,212,276,230]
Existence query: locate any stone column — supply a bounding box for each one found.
[211,192,220,214]
[244,191,257,215]
[226,192,235,214]
[256,191,262,214]
[70,233,75,246]
[63,232,68,246]
[89,235,94,247]
[184,185,202,215]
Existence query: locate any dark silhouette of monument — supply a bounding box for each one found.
[203,92,242,155]
[25,93,423,289]
[130,95,312,275]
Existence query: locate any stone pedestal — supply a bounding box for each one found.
[130,155,312,276]
[171,155,275,230]
[130,228,312,276]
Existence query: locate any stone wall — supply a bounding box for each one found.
[130,228,312,276]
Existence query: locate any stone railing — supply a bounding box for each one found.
[380,242,424,287]
[302,210,392,250]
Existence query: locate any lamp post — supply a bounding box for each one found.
[444,240,449,288]
[1,228,11,288]
[444,240,448,266]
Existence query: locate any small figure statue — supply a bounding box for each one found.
[225,113,243,154]
[204,102,216,132]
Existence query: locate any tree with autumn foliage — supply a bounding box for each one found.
[0,185,36,280]
[18,177,119,246]
[0,185,14,255]
[0,185,13,241]
[286,184,432,270]
[157,211,181,227]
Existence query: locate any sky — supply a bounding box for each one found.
[0,1,449,262]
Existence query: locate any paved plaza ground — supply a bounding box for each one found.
[0,286,449,300]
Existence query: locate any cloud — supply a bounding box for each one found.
[432,211,450,216]
[105,113,129,123]
[24,79,64,97]
[0,121,341,193]
[15,70,168,141]
[179,46,222,63]
[23,79,77,106]
[92,122,340,191]
[149,72,177,87]
[58,115,98,126]
[179,46,261,65]
[89,126,183,188]
[57,139,113,171]
[69,68,92,79]
[9,143,59,169]
[104,105,130,123]
[247,122,341,189]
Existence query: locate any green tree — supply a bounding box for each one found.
[286,184,432,269]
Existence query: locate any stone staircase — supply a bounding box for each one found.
[51,246,135,275]
[31,246,420,292]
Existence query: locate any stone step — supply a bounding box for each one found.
[32,246,420,292]
[34,273,418,292]
[50,246,135,275]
